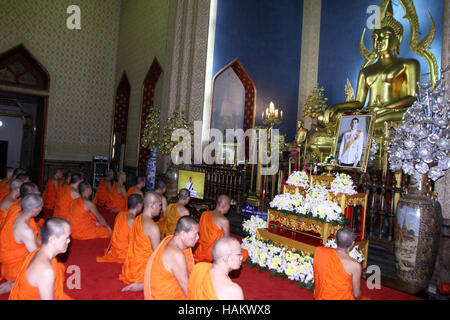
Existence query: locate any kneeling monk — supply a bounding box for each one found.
[188,236,244,300]
[94,169,114,207]
[313,227,366,300]
[162,188,190,237]
[120,192,162,291]
[125,176,145,210]
[9,217,72,300]
[53,173,82,219]
[0,194,42,294]
[42,169,63,211]
[68,182,111,240]
[0,179,23,226]
[107,172,127,213]
[144,216,198,300]
[97,194,144,263]
[194,195,231,263]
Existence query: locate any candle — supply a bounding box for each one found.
[269,102,275,114]
[262,111,264,120]
[280,111,283,119]
[275,110,278,118]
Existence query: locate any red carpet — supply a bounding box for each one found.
[0,207,420,300]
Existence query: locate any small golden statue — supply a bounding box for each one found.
[319,0,437,126]
[344,78,355,102]
[296,120,308,147]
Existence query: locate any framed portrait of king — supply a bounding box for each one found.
[332,113,376,173]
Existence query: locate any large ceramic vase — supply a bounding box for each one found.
[164,152,180,199]
[145,147,158,191]
[394,171,442,289]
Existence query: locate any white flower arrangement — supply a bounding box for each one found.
[324,238,365,263]
[329,173,357,195]
[286,170,310,188]
[270,188,346,225]
[241,216,315,289]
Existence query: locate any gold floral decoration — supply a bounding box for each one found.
[159,109,194,155]
[140,106,161,152]
[303,85,328,119]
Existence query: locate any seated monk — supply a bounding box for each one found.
[188,236,244,300]
[154,180,168,237]
[120,192,162,292]
[313,227,365,300]
[0,167,14,200]
[55,171,72,204]
[53,173,82,219]
[107,172,127,213]
[94,169,115,207]
[0,182,39,232]
[0,194,42,294]
[125,176,145,210]
[67,182,112,240]
[144,216,198,300]
[97,194,144,263]
[42,169,63,211]
[9,217,72,300]
[0,179,23,225]
[194,195,231,263]
[162,188,190,238]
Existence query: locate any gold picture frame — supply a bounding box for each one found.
[331,112,376,173]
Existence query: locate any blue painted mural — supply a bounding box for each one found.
[213,0,303,141]
[318,0,444,107]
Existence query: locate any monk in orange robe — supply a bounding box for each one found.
[0,179,23,224]
[42,169,63,210]
[194,195,232,262]
[162,188,190,237]
[94,169,115,207]
[9,217,72,300]
[107,172,127,213]
[313,227,365,300]
[0,182,39,232]
[53,173,82,219]
[68,182,111,240]
[0,194,42,294]
[120,192,162,292]
[125,176,145,210]
[97,193,144,263]
[0,167,14,200]
[188,237,244,300]
[154,180,168,236]
[144,216,198,300]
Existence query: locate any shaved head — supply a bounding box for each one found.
[212,236,241,262]
[216,195,231,207]
[21,194,43,213]
[143,191,161,208]
[78,182,91,194]
[336,227,356,249]
[155,180,166,191]
[15,174,29,182]
[178,188,190,200]
[9,179,24,190]
[19,182,39,198]
[174,216,198,235]
[41,217,70,245]
[70,173,82,185]
[136,176,145,184]
[128,193,144,210]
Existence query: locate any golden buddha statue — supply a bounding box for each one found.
[320,1,422,125]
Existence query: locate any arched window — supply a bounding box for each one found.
[138,58,163,170]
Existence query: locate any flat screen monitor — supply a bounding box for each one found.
[177,170,206,200]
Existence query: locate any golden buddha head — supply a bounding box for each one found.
[373,0,403,56]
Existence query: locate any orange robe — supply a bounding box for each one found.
[0,210,39,281]
[94,178,110,207]
[163,203,181,238]
[54,181,64,203]
[313,246,357,300]
[42,178,58,210]
[194,211,224,263]
[8,249,72,300]
[53,185,73,219]
[187,262,218,300]
[107,182,126,212]
[119,215,154,284]
[96,211,132,263]
[144,235,195,300]
[68,198,111,240]
[0,199,20,232]
[0,183,10,203]
[155,212,165,238]
[124,186,135,210]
